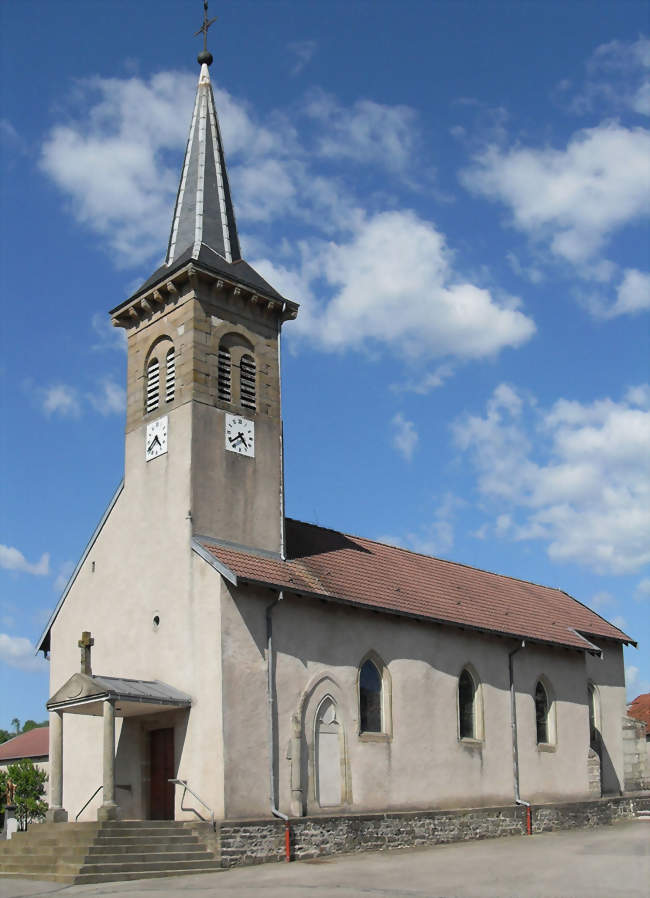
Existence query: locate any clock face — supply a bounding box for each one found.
[225,414,255,457]
[145,415,168,461]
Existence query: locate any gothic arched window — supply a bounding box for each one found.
[240,353,256,410]
[535,680,550,744]
[359,659,382,733]
[458,668,477,739]
[165,347,175,403]
[146,357,160,413]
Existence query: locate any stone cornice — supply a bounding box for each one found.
[111,263,299,330]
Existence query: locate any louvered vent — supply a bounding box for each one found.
[146,358,160,413]
[240,354,256,410]
[165,347,175,403]
[218,347,231,401]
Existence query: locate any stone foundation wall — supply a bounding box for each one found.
[218,795,650,868]
[219,796,650,867]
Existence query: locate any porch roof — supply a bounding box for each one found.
[47,672,192,717]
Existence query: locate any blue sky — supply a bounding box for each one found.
[1,0,648,726]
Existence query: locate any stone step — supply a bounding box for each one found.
[77,858,222,875]
[88,839,204,853]
[0,849,213,870]
[74,868,224,884]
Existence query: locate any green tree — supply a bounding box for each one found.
[11,718,20,734]
[5,759,47,830]
[0,729,10,744]
[22,720,38,733]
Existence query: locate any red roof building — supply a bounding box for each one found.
[0,727,49,763]
[627,693,650,736]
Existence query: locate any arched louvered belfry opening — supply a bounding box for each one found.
[218,344,231,402]
[240,353,256,411]
[145,357,160,414]
[165,347,175,403]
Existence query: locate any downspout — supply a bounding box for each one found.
[509,640,532,835]
[266,590,291,861]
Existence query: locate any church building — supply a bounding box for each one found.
[37,29,634,828]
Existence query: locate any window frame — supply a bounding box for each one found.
[357,652,392,742]
[534,677,556,750]
[457,664,484,744]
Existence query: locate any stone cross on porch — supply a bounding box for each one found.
[78,630,94,675]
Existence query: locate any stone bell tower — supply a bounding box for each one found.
[109,32,298,557]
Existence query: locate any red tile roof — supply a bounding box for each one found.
[627,693,650,735]
[0,726,49,762]
[200,519,634,654]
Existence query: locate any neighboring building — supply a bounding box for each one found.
[36,37,635,825]
[624,693,650,792]
[0,727,49,779]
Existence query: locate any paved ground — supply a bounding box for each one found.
[1,821,648,898]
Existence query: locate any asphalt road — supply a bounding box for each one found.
[1,820,648,898]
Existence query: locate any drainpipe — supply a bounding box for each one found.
[266,590,291,861]
[509,640,532,835]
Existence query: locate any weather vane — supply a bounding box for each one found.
[195,1,216,66]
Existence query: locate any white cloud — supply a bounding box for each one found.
[305,90,419,173]
[392,493,464,556]
[259,211,535,361]
[0,546,50,576]
[610,269,650,317]
[635,578,650,601]
[565,37,650,117]
[91,313,127,352]
[461,123,650,268]
[54,560,75,594]
[88,378,126,416]
[391,413,418,461]
[288,40,316,76]
[0,634,47,673]
[589,591,617,610]
[392,364,455,394]
[625,665,650,701]
[42,384,81,417]
[453,384,650,574]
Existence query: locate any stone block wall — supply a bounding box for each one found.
[217,796,650,868]
[623,716,649,792]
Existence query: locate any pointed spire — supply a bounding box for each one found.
[166,59,241,268]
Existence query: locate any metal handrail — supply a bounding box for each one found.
[75,785,102,821]
[169,778,215,829]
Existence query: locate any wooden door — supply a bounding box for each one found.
[149,728,175,820]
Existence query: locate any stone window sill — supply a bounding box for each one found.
[458,737,483,748]
[358,732,391,743]
[537,742,557,753]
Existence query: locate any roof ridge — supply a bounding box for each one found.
[287,517,564,596]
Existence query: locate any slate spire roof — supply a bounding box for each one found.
[166,62,241,267]
[122,50,290,308]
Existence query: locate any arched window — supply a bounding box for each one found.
[146,357,160,413]
[359,659,382,733]
[165,347,175,403]
[240,353,256,410]
[218,346,231,402]
[458,668,477,739]
[535,681,550,744]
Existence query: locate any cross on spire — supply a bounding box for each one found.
[78,631,94,676]
[194,1,216,65]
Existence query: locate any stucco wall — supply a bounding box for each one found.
[48,402,225,822]
[219,586,620,819]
